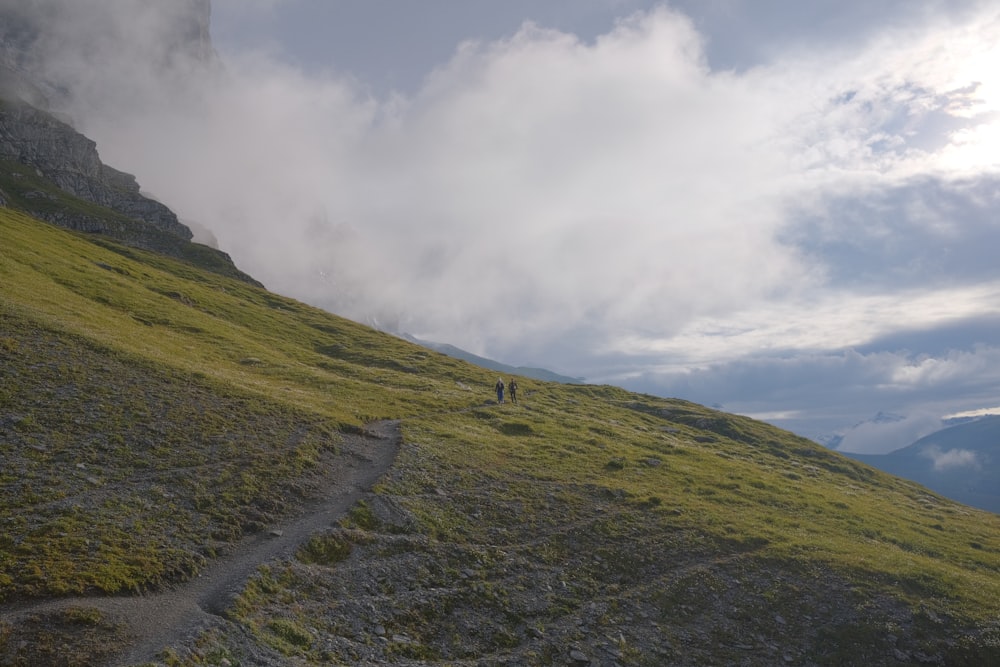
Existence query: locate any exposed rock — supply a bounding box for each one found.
[0,0,264,287]
[365,494,420,533]
[0,98,190,240]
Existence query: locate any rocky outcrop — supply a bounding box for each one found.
[0,0,263,285]
[0,98,192,241]
[0,0,206,242]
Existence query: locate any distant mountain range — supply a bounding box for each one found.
[847,415,1000,514]
[401,334,585,384]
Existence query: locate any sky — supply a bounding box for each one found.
[20,0,1000,453]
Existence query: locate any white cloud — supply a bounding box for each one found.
[616,339,1000,450]
[946,406,1000,419]
[605,283,1000,364]
[835,413,944,455]
[920,445,982,471]
[213,0,286,12]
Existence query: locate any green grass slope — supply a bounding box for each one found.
[1,208,999,666]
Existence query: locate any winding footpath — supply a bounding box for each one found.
[0,420,402,666]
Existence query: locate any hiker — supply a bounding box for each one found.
[495,378,505,404]
[509,378,518,404]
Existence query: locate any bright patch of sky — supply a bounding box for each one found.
[34,0,1000,453]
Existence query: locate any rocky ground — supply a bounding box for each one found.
[0,421,400,666]
[121,436,996,667]
[1,328,996,666]
[3,425,997,666]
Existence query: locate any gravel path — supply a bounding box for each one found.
[0,420,401,667]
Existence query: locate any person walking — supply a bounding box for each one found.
[495,378,505,405]
[508,378,518,404]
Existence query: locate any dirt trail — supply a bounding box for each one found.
[0,420,401,667]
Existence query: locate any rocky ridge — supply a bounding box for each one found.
[0,98,191,241]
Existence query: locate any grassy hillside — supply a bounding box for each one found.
[1,208,999,666]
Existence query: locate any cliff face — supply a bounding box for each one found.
[0,99,191,241]
[0,1,262,276]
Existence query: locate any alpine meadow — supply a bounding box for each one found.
[2,0,1000,664]
[1,196,999,665]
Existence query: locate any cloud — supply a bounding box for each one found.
[783,176,1000,290]
[216,0,286,9]
[835,412,944,455]
[618,336,1000,450]
[25,1,213,85]
[70,7,819,349]
[22,1,1000,441]
[352,10,813,342]
[920,445,982,471]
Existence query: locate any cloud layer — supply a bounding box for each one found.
[27,1,1000,452]
[921,445,982,472]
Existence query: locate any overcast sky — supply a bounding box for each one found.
[33,0,1000,453]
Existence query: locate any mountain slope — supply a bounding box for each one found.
[850,416,1000,514]
[1,208,999,666]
